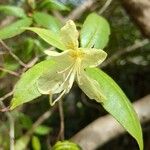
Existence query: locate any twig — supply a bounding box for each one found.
[57,100,65,140]
[0,101,15,150]
[22,56,39,72]
[71,95,150,150]
[0,16,15,28]
[101,39,149,67]
[0,66,20,77]
[65,0,94,21]
[9,116,15,150]
[0,40,27,68]
[99,0,113,14]
[26,106,57,136]
[0,90,14,102]
[0,51,7,55]
[52,11,65,24]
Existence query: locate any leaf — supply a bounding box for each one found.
[39,0,70,11]
[0,5,26,18]
[80,13,110,49]
[34,125,51,135]
[32,136,41,150]
[25,27,66,51]
[18,113,33,129]
[33,12,61,32]
[15,135,30,150]
[86,68,143,150]
[10,59,55,110]
[52,141,81,150]
[0,18,32,40]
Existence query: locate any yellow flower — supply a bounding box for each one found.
[37,20,107,105]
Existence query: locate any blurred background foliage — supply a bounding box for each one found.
[0,0,149,150]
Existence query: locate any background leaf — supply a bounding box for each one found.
[86,68,143,150]
[33,12,61,32]
[80,13,110,49]
[52,141,81,150]
[25,27,66,50]
[39,0,70,11]
[34,125,51,135]
[0,18,32,40]
[32,136,41,150]
[15,135,30,150]
[0,5,26,18]
[10,60,55,110]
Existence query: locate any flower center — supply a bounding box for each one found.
[69,49,84,60]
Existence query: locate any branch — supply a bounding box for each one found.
[71,95,150,150]
[0,100,15,150]
[0,40,27,68]
[26,106,57,136]
[65,0,94,21]
[0,90,14,102]
[101,39,149,67]
[98,0,113,14]
[122,0,150,37]
[0,66,20,77]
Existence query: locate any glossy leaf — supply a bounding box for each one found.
[0,18,32,40]
[39,0,70,11]
[25,27,66,51]
[80,13,110,49]
[33,12,61,32]
[10,60,55,110]
[86,68,143,150]
[0,5,26,18]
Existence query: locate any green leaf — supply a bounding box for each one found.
[33,12,61,32]
[0,5,26,18]
[25,27,66,50]
[15,135,30,150]
[80,13,110,49]
[18,113,33,129]
[34,125,51,135]
[32,136,41,150]
[86,68,143,150]
[39,0,70,11]
[0,18,32,40]
[10,59,55,110]
[52,141,81,150]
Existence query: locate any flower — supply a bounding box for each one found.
[37,20,107,105]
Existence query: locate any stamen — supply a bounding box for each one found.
[49,89,66,106]
[57,63,74,74]
[75,59,82,85]
[49,57,83,106]
[66,69,76,92]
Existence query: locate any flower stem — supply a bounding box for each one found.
[58,100,65,140]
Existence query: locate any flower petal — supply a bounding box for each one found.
[45,50,74,66]
[77,70,106,103]
[37,51,76,105]
[37,51,74,94]
[79,48,107,68]
[60,20,79,49]
[45,50,69,57]
[37,68,64,94]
